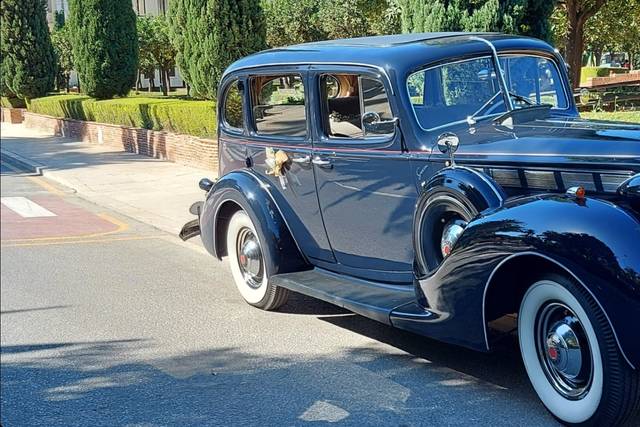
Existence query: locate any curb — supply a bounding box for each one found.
[0,148,46,174]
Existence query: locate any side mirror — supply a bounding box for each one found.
[362,111,398,135]
[437,132,459,166]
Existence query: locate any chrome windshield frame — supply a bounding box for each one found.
[468,36,514,111]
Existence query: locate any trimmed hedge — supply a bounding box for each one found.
[1,96,27,108]
[580,67,628,85]
[27,94,216,138]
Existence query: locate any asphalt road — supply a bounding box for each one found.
[0,157,559,426]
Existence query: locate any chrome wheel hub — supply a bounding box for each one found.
[236,228,263,288]
[536,303,593,399]
[440,219,467,258]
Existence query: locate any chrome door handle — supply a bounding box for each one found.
[291,155,311,164]
[312,156,333,168]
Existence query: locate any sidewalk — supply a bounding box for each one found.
[1,122,213,236]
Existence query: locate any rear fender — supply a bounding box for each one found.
[200,170,308,275]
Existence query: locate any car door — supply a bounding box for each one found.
[243,68,334,262]
[310,67,416,283]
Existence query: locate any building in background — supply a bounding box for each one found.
[46,0,184,92]
[132,0,168,16]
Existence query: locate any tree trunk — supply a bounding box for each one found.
[565,15,586,88]
[65,74,70,93]
[160,69,168,96]
[135,71,141,94]
[149,77,155,93]
[594,50,602,67]
[165,69,171,93]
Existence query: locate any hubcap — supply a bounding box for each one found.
[440,219,467,258]
[535,303,593,399]
[236,228,263,289]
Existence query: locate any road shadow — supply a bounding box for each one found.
[0,332,559,427]
[1,134,169,176]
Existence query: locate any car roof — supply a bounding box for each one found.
[224,32,557,80]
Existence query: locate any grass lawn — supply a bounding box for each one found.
[580,110,640,124]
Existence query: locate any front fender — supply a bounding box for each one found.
[414,166,505,275]
[415,193,640,367]
[200,170,308,275]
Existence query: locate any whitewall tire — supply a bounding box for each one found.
[226,210,288,310]
[518,274,640,426]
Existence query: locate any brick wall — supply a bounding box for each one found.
[1,107,25,124]
[21,111,218,172]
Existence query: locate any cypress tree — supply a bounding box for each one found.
[169,0,266,99]
[68,0,138,99]
[0,0,56,99]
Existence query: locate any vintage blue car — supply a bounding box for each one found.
[180,33,640,426]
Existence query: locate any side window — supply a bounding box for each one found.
[320,73,394,139]
[250,74,306,137]
[222,79,244,131]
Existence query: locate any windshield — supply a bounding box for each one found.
[407,54,568,130]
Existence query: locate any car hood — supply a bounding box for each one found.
[452,115,640,172]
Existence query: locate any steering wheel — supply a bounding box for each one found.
[484,98,505,116]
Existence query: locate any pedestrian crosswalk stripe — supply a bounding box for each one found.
[1,197,56,218]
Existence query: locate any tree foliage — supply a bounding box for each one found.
[137,16,176,94]
[137,16,158,90]
[585,0,640,65]
[169,0,266,99]
[68,0,138,99]
[263,0,325,47]
[399,0,555,40]
[0,0,56,99]
[51,26,74,92]
[263,0,401,48]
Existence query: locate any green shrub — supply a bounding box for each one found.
[580,67,629,85]
[1,96,27,108]
[28,94,216,138]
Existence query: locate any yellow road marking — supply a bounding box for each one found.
[1,212,130,243]
[1,235,165,248]
[27,176,65,196]
[1,161,65,196]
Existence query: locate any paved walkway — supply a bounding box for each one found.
[0,123,212,236]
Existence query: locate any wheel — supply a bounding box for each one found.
[518,274,640,426]
[226,210,289,310]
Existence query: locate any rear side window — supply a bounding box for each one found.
[320,74,394,139]
[222,79,244,131]
[250,74,306,137]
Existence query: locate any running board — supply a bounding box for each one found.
[270,268,416,324]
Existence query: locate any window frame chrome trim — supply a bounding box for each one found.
[222,62,395,95]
